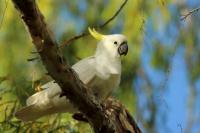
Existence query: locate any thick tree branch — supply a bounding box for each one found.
[11,0,141,132]
[73,98,142,133]
[60,0,128,48]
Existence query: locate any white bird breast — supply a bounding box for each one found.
[87,73,121,100]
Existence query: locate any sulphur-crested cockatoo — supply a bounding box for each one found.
[15,28,128,121]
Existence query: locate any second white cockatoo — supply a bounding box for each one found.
[15,28,128,121]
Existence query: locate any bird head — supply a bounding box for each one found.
[88,28,128,59]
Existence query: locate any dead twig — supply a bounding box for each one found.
[181,6,200,21]
[60,0,128,48]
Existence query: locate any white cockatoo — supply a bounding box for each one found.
[15,28,128,121]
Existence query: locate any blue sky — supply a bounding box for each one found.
[140,1,200,132]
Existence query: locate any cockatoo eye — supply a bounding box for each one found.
[114,41,118,45]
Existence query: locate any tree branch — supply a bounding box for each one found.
[73,98,142,133]
[60,0,128,48]
[11,0,141,132]
[180,6,200,21]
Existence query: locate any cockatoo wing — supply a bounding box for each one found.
[26,56,96,106]
[15,56,96,121]
[72,56,96,84]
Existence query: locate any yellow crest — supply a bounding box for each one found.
[88,27,105,40]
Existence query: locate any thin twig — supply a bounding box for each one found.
[27,57,39,62]
[181,6,200,21]
[99,0,128,28]
[0,0,9,30]
[177,123,183,133]
[60,0,128,48]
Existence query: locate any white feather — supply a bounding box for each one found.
[15,34,127,121]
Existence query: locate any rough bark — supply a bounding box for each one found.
[74,98,142,133]
[11,0,142,132]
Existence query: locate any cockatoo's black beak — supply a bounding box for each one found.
[118,42,128,56]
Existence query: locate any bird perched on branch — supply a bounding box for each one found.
[15,28,128,121]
